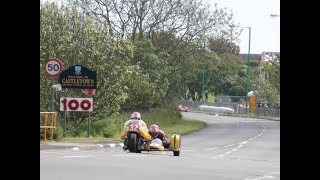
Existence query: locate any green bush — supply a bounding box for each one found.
[50,100,187,140]
[40,124,63,141]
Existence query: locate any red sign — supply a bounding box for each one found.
[85,89,96,96]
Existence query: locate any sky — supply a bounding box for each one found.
[206,0,280,54]
[42,0,280,54]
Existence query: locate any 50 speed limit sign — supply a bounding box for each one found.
[44,58,63,77]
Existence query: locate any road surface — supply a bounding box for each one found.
[40,112,280,180]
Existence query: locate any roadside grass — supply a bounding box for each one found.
[59,112,206,142]
[162,118,207,136]
[61,136,111,142]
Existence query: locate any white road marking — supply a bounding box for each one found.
[108,144,116,147]
[204,147,219,150]
[97,144,104,148]
[60,155,94,158]
[73,147,79,151]
[212,124,266,159]
[41,149,89,154]
[183,146,220,151]
[113,154,147,157]
[244,172,279,180]
[241,141,248,144]
[224,144,238,148]
[181,148,195,151]
[244,175,276,180]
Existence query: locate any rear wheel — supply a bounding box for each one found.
[128,133,137,153]
[173,151,180,156]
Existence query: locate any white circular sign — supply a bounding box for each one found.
[44,58,63,77]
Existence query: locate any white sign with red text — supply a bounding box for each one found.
[60,98,93,112]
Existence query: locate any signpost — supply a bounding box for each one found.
[43,60,97,138]
[59,65,97,137]
[59,65,97,89]
[44,58,63,78]
[59,98,93,112]
[44,58,63,112]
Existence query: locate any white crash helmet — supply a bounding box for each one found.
[131,112,141,120]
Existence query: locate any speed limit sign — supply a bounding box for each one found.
[44,58,63,77]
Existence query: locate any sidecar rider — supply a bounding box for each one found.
[148,124,170,149]
[120,112,152,150]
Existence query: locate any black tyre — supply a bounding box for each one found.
[173,151,180,156]
[128,133,137,153]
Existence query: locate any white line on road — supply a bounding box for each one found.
[244,175,276,180]
[212,124,266,159]
[244,172,279,180]
[182,148,202,151]
[223,143,238,148]
[113,154,147,157]
[204,147,219,150]
[108,144,116,147]
[183,147,220,151]
[60,155,95,158]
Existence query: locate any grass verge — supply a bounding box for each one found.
[60,117,206,142]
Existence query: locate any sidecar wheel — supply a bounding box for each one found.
[173,151,180,156]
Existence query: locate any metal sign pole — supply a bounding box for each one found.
[63,89,67,138]
[88,111,91,138]
[51,79,55,112]
[87,92,91,138]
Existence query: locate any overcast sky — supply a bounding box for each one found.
[206,0,280,54]
[42,0,280,54]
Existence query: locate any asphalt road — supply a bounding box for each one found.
[40,112,280,180]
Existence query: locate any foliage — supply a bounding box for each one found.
[121,39,170,111]
[251,53,280,107]
[207,37,240,55]
[71,0,241,101]
[40,1,279,139]
[41,3,135,128]
[206,53,246,96]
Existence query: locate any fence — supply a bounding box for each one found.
[40,112,57,143]
[182,97,280,119]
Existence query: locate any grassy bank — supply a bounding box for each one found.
[59,109,206,142]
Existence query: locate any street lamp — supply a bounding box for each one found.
[51,84,67,138]
[51,84,61,91]
[270,14,280,18]
[51,83,61,112]
[246,27,251,114]
[233,26,251,114]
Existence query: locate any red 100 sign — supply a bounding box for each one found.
[60,98,93,112]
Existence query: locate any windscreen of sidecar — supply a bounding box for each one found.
[150,138,163,146]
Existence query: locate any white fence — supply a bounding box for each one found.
[182,99,280,119]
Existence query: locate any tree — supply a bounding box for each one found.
[205,53,245,96]
[40,3,135,131]
[121,39,170,110]
[207,37,240,55]
[72,0,240,102]
[255,53,280,107]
